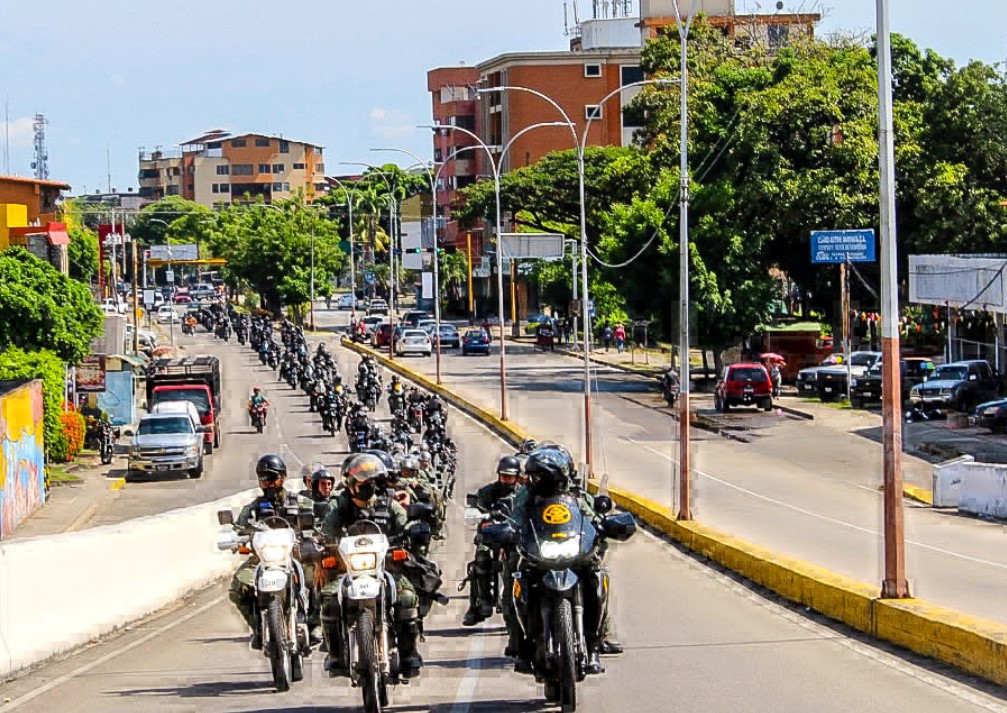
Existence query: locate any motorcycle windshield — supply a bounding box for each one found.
[520,495,597,568]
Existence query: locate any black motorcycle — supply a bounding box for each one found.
[482,495,635,712]
[98,420,118,465]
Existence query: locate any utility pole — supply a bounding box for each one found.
[131,244,140,354]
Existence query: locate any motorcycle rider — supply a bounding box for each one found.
[502,446,622,675]
[661,368,680,405]
[424,393,446,428]
[246,387,269,425]
[401,455,446,540]
[461,455,522,627]
[227,454,311,650]
[319,454,424,679]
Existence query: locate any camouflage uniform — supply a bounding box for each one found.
[227,490,312,631]
[462,480,517,627]
[319,490,421,671]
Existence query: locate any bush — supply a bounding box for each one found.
[0,346,66,461]
[55,410,86,462]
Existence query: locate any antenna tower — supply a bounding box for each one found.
[32,113,48,180]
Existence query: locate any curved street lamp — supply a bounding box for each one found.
[418,121,574,422]
[328,175,356,300]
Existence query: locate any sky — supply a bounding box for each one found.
[0,0,1004,196]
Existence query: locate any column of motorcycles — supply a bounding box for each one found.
[218,313,634,712]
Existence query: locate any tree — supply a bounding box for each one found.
[0,249,104,363]
[131,196,211,246]
[67,224,99,284]
[0,346,67,460]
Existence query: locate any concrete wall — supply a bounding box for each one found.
[0,381,46,540]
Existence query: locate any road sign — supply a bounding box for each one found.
[363,270,376,285]
[587,299,595,318]
[500,233,565,259]
[811,229,876,264]
[142,289,156,306]
[165,269,175,283]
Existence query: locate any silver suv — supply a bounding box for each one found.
[126,413,205,481]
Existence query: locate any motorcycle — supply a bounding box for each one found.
[216,509,314,693]
[407,402,424,433]
[349,425,369,453]
[250,403,268,434]
[98,420,118,465]
[661,380,679,409]
[481,495,636,712]
[364,383,379,412]
[387,387,405,416]
[182,320,195,336]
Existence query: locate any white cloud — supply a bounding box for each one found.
[369,108,414,141]
[0,117,34,147]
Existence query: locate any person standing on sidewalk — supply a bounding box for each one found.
[614,323,627,354]
[602,323,613,353]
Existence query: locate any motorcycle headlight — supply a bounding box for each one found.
[539,536,581,561]
[346,552,378,572]
[258,543,293,565]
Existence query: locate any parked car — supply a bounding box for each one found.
[336,293,355,310]
[796,354,847,395]
[815,351,881,401]
[524,313,553,335]
[908,360,1000,412]
[367,299,389,316]
[359,316,384,340]
[173,293,193,304]
[714,363,773,412]
[462,328,491,356]
[395,328,432,357]
[403,310,432,328]
[100,297,125,315]
[434,324,461,349]
[850,357,935,408]
[374,322,394,348]
[126,413,205,480]
[973,397,1007,434]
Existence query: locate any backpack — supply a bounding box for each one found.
[603,327,613,340]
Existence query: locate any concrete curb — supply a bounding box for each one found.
[343,336,1006,689]
[903,484,934,506]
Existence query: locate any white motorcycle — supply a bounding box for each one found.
[321,519,401,713]
[217,509,314,692]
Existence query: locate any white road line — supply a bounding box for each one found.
[628,437,1007,571]
[3,595,225,711]
[449,630,488,713]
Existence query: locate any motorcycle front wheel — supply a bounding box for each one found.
[355,608,385,713]
[554,598,577,712]
[266,598,292,693]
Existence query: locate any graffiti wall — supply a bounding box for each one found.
[0,380,46,539]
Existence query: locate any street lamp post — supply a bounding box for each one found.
[329,176,356,300]
[420,121,572,421]
[371,147,446,385]
[149,218,175,347]
[477,77,677,475]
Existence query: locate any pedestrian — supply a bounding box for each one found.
[615,323,626,354]
[482,318,492,343]
[325,294,332,310]
[602,323,613,353]
[563,317,573,345]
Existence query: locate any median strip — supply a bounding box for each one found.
[340,336,1007,689]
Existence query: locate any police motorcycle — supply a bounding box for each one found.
[347,408,372,453]
[387,381,406,416]
[406,394,426,433]
[480,494,636,712]
[216,505,317,693]
[363,376,381,413]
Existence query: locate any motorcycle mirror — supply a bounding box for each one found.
[297,510,315,531]
[313,501,329,520]
[465,493,479,508]
[122,429,134,437]
[594,495,614,515]
[600,512,637,542]
[217,509,234,526]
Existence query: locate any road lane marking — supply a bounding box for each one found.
[3,595,225,710]
[110,478,126,491]
[449,626,488,713]
[628,437,1007,572]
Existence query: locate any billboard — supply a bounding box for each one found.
[76,355,107,393]
[810,229,876,264]
[148,244,198,262]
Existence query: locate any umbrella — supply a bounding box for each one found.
[760,352,786,364]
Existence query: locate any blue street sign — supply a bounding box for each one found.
[811,229,877,264]
[363,270,375,285]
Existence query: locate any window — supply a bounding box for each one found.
[219,183,229,193]
[272,182,284,192]
[585,105,603,120]
[139,168,158,179]
[768,24,790,49]
[166,185,179,195]
[314,163,324,173]
[454,115,475,132]
[232,164,254,176]
[292,162,306,170]
[231,138,247,148]
[584,63,602,78]
[621,65,644,86]
[273,163,284,173]
[215,165,229,175]
[279,140,290,153]
[255,137,271,147]
[258,164,271,174]
[434,148,443,162]
[284,182,290,191]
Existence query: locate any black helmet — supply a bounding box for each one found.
[496,455,522,476]
[524,447,573,495]
[363,449,395,472]
[256,453,287,483]
[311,468,335,486]
[519,438,539,455]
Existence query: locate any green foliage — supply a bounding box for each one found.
[0,346,67,460]
[131,197,212,245]
[0,249,104,363]
[67,224,99,284]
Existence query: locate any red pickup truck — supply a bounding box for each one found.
[145,356,222,453]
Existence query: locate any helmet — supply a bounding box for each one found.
[311,468,336,498]
[524,447,574,495]
[519,438,539,455]
[363,449,395,472]
[256,453,287,482]
[401,455,420,476]
[343,453,387,500]
[496,455,521,476]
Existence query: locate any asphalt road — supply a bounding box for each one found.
[322,309,1007,629]
[2,312,1005,711]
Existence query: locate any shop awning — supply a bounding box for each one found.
[109,353,147,370]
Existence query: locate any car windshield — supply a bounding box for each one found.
[851,353,878,367]
[934,365,967,381]
[465,330,486,339]
[137,417,192,436]
[153,389,209,416]
[730,367,767,382]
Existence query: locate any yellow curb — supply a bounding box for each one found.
[110,478,126,491]
[902,484,933,506]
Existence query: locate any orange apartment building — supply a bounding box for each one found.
[0,175,72,274]
[138,130,327,207]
